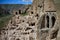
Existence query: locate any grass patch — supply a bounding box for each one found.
[0,15,13,29]
[20,12,28,16]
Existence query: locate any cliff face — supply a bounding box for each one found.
[0,8,39,40]
[0,0,60,40]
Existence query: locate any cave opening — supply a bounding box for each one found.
[29,23,35,26]
[16,12,18,15]
[52,16,56,27]
[46,15,49,28]
[31,11,33,14]
[19,10,21,14]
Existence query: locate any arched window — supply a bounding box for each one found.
[38,13,57,40]
[46,15,49,28]
[40,13,56,29]
[52,16,56,27]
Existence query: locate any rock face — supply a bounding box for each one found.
[0,0,59,40]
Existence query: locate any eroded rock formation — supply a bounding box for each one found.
[0,0,59,40]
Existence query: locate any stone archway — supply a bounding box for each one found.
[37,13,58,40]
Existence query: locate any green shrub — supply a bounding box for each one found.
[0,15,12,29]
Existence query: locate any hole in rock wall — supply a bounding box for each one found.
[52,16,56,27]
[23,32,29,34]
[46,15,49,28]
[16,12,18,15]
[25,27,32,31]
[19,10,21,14]
[31,11,33,14]
[35,14,39,17]
[29,23,35,26]
[22,20,24,22]
[38,5,42,8]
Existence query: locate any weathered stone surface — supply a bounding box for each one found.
[0,0,59,40]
